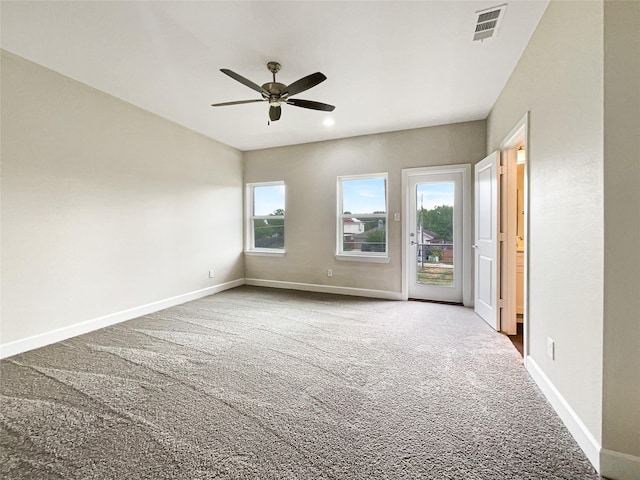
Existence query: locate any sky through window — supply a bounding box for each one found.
[253,184,285,216]
[342,178,386,214]
[416,182,454,210]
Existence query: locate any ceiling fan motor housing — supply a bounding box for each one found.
[263,82,286,98]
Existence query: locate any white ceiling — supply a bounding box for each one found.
[1,1,548,151]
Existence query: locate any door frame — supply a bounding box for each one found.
[500,112,530,359]
[401,164,472,306]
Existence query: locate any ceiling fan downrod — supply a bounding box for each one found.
[266,61,281,83]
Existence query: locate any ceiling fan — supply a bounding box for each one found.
[211,62,335,122]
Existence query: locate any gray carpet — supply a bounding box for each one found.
[1,286,601,479]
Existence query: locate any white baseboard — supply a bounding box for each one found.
[601,449,640,480]
[0,279,244,359]
[526,357,601,472]
[244,278,404,300]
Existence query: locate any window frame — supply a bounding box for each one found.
[336,173,389,263]
[245,181,286,256]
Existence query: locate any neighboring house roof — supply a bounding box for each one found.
[421,231,435,242]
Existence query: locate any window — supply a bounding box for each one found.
[337,174,388,261]
[246,182,285,253]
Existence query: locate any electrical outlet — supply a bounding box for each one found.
[327,269,333,277]
[547,338,555,360]
[209,269,215,278]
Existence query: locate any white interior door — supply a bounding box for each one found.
[474,152,500,329]
[408,171,463,302]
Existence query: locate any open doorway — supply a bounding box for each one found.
[500,114,529,358]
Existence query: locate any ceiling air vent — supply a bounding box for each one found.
[473,4,507,41]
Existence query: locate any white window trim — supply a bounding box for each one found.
[245,250,286,257]
[335,253,391,263]
[245,181,285,255]
[336,173,389,262]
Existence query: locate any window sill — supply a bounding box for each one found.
[335,254,390,264]
[244,250,286,257]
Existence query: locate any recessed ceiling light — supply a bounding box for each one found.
[323,118,335,127]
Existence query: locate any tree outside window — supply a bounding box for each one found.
[247,182,285,251]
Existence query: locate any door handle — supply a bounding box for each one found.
[472,244,479,249]
[410,241,417,246]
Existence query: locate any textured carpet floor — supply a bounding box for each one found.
[1,286,601,479]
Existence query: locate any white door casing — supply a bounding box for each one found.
[499,112,529,352]
[474,152,500,330]
[401,164,472,306]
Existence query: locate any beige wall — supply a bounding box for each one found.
[602,0,640,464]
[487,0,604,445]
[488,1,640,472]
[244,121,486,294]
[1,51,244,345]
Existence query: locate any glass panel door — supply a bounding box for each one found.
[415,182,455,287]
[408,171,463,302]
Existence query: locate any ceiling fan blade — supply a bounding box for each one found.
[211,99,265,107]
[269,105,282,121]
[287,98,335,112]
[220,69,267,95]
[283,72,327,97]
